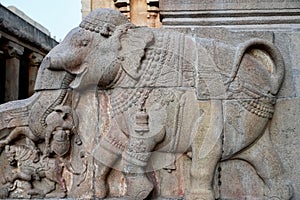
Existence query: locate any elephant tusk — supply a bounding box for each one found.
[69,67,88,89]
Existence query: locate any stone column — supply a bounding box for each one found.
[92,0,116,10]
[81,0,92,19]
[28,52,43,96]
[3,41,24,101]
[147,0,161,28]
[130,0,148,26]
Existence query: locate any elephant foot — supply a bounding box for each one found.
[186,189,214,200]
[94,178,108,199]
[125,174,153,200]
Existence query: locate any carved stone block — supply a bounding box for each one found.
[0,7,295,200]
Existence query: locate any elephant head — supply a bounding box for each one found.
[45,105,76,131]
[44,8,153,91]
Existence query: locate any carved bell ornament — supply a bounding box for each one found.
[135,108,149,134]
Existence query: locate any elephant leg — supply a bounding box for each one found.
[122,126,165,200]
[234,127,293,200]
[94,148,120,199]
[187,100,223,200]
[93,120,127,198]
[122,137,154,200]
[94,161,111,198]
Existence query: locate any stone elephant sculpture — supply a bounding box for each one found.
[43,8,292,199]
[25,8,293,200]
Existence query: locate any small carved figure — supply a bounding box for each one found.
[0,104,79,158]
[44,105,79,156]
[3,144,67,198]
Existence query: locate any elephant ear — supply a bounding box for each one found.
[118,25,154,80]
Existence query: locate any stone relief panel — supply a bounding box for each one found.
[0,8,294,199]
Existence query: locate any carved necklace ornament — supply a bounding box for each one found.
[238,99,275,119]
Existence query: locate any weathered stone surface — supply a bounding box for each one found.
[81,0,92,19]
[0,6,296,200]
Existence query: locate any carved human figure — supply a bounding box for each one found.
[3,145,67,198]
[42,8,292,200]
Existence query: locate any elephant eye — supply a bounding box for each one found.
[80,39,89,47]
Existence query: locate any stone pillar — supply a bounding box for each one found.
[28,52,43,96]
[81,0,92,19]
[114,0,130,18]
[3,41,24,101]
[91,0,116,11]
[147,0,161,28]
[130,0,148,26]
